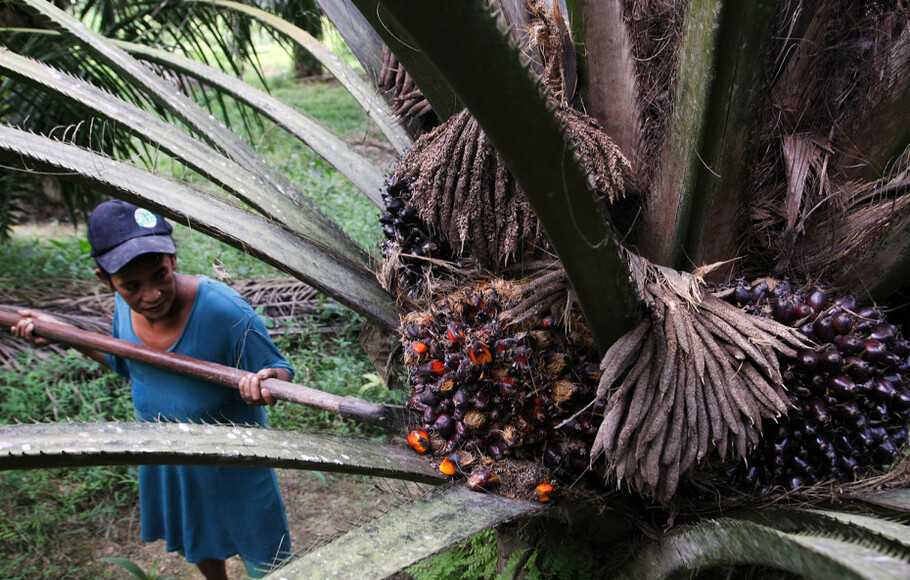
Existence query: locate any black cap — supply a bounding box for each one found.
[87,200,175,273]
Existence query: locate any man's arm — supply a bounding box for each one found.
[10,309,111,368]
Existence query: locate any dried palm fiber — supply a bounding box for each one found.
[231,276,320,326]
[591,252,808,504]
[379,0,630,296]
[744,1,910,279]
[792,170,910,285]
[620,0,687,187]
[377,44,438,133]
[525,0,576,107]
[750,153,910,284]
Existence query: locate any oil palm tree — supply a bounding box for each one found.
[1,0,910,577]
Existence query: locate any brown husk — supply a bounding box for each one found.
[592,255,807,505]
[744,1,910,281]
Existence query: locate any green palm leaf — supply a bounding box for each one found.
[265,486,540,580]
[0,125,399,328]
[613,516,910,580]
[1,33,387,208]
[116,39,387,207]
[313,0,384,85]
[0,46,385,240]
[191,0,411,154]
[860,488,910,515]
[0,421,443,483]
[17,0,368,266]
[800,509,910,551]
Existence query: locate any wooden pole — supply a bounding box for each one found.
[0,309,414,433]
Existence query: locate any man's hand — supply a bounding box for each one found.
[239,367,291,406]
[10,309,61,347]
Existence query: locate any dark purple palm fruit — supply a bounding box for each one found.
[722,279,910,493]
[400,281,603,487]
[379,175,456,298]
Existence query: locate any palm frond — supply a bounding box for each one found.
[613,516,910,580]
[266,486,541,579]
[0,125,400,329]
[113,38,387,206]
[313,0,384,87]
[636,0,721,268]
[0,421,444,483]
[0,46,385,227]
[344,0,462,122]
[193,0,411,153]
[20,0,307,201]
[12,0,377,268]
[679,2,777,275]
[76,0,265,82]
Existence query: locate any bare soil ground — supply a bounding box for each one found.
[89,469,431,579]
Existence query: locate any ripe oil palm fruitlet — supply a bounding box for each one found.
[2,0,910,577]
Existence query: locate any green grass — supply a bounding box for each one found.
[0,352,135,579]
[251,75,385,252]
[0,233,96,285]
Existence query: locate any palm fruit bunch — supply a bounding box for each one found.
[721,279,910,492]
[379,175,456,300]
[402,280,604,484]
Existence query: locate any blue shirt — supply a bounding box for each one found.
[107,276,293,571]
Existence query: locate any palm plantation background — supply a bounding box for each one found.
[1,0,910,578]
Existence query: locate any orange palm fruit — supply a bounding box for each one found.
[439,457,457,476]
[407,429,430,454]
[535,482,555,503]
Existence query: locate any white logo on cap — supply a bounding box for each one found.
[134,208,158,228]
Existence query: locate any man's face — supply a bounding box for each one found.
[106,254,178,321]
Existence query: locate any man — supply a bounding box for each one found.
[13,200,293,579]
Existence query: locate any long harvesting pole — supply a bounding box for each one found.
[0,309,412,433]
